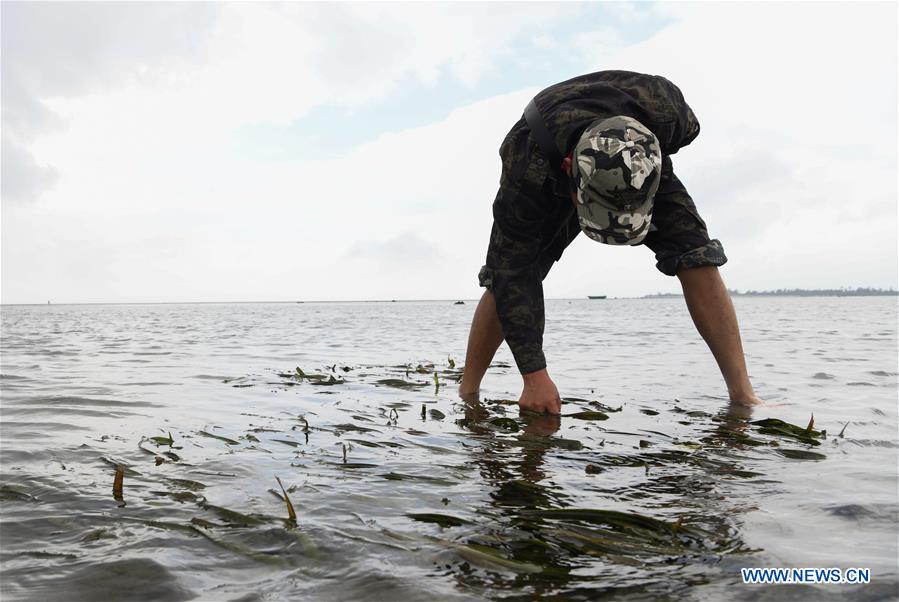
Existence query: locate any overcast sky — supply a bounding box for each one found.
[2,2,896,304]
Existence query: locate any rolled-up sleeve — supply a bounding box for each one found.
[642,156,727,276]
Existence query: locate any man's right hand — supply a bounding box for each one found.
[519,369,562,414]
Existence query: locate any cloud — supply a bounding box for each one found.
[346,232,442,265]
[1,3,217,98]
[340,232,452,300]
[3,2,583,206]
[1,2,220,202]
[1,88,533,303]
[1,2,895,303]
[570,1,898,293]
[1,132,59,202]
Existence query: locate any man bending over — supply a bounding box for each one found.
[459,70,762,414]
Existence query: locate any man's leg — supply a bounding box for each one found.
[677,266,761,404]
[459,290,504,396]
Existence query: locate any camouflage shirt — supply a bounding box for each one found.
[482,70,725,375]
[534,70,700,159]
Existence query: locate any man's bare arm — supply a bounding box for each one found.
[459,290,505,397]
[677,266,762,405]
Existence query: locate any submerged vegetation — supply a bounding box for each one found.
[2,293,894,602]
[2,345,861,600]
[13,357,839,599]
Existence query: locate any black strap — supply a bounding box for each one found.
[524,98,564,168]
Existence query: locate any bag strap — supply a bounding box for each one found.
[524,98,564,168]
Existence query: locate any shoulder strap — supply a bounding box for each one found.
[523,98,564,168]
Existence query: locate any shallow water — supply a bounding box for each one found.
[1,298,896,601]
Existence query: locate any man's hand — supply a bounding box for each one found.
[519,369,562,414]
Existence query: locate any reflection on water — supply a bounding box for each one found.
[1,299,896,601]
[450,398,758,601]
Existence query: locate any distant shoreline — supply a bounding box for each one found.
[643,287,898,299]
[4,288,898,306]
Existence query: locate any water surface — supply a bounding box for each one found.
[1,298,896,600]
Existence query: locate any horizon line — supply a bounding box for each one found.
[1,297,599,307]
[3,287,897,307]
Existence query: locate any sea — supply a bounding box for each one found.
[1,297,896,601]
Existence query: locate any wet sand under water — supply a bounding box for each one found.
[1,298,897,601]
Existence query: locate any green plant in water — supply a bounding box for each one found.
[564,411,609,421]
[490,417,520,432]
[777,449,827,461]
[149,431,174,446]
[275,476,297,524]
[752,418,823,446]
[407,513,471,528]
[198,431,240,445]
[295,366,343,386]
[376,378,427,390]
[112,465,124,504]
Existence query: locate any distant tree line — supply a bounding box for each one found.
[643,287,898,298]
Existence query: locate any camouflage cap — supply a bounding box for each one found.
[572,116,662,245]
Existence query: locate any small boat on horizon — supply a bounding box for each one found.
[587,295,607,300]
